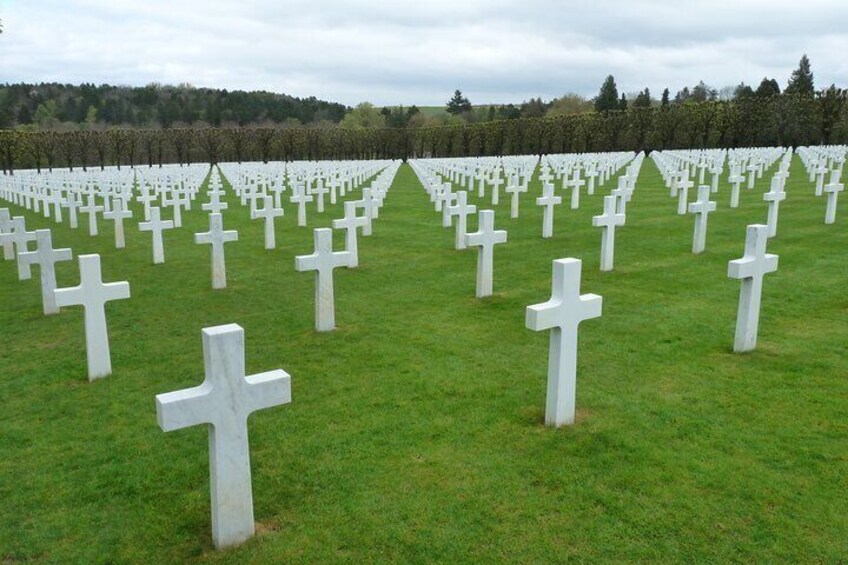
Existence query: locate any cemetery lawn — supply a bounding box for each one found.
[1,156,846,563]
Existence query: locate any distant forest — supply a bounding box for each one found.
[0,82,350,130]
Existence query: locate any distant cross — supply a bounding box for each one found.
[823,179,844,224]
[746,161,758,189]
[504,177,526,219]
[568,170,586,210]
[584,166,598,195]
[728,167,745,208]
[447,191,477,250]
[195,213,239,289]
[439,184,454,225]
[592,195,626,271]
[295,228,352,331]
[525,258,602,427]
[251,195,284,250]
[709,164,722,193]
[0,208,14,260]
[688,185,717,254]
[332,201,368,267]
[7,216,37,279]
[201,190,229,214]
[728,224,778,352]
[763,178,787,237]
[54,254,131,380]
[677,174,693,215]
[17,229,73,315]
[464,210,507,298]
[476,168,486,198]
[137,189,157,221]
[353,188,376,236]
[156,323,291,549]
[138,206,174,264]
[51,190,65,223]
[162,191,184,228]
[289,188,313,227]
[63,193,81,229]
[80,194,104,237]
[489,173,504,206]
[536,183,561,239]
[103,198,133,249]
[314,180,329,213]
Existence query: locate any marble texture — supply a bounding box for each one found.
[688,185,716,254]
[526,258,602,427]
[535,183,561,239]
[464,210,507,298]
[195,213,239,289]
[592,195,626,271]
[138,207,174,264]
[251,195,284,250]
[295,228,352,331]
[54,254,130,380]
[155,324,291,550]
[728,224,778,352]
[103,198,133,249]
[17,229,72,315]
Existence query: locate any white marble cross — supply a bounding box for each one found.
[195,213,239,289]
[54,254,130,380]
[295,228,352,331]
[353,188,376,236]
[201,191,229,215]
[447,191,477,250]
[8,216,37,279]
[763,179,786,238]
[81,194,104,237]
[728,224,778,352]
[314,181,329,213]
[465,210,507,298]
[536,183,561,239]
[505,178,526,219]
[332,201,368,268]
[18,229,73,315]
[568,171,586,210]
[103,198,133,249]
[728,167,745,208]
[677,174,693,215]
[139,206,174,264]
[592,195,626,271]
[155,323,291,549]
[688,185,716,254]
[525,258,602,427]
[64,193,81,229]
[251,195,284,250]
[0,208,15,260]
[823,179,843,224]
[490,174,504,206]
[290,188,313,227]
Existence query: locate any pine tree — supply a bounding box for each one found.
[618,93,628,111]
[786,54,815,96]
[633,88,652,108]
[594,76,619,112]
[446,90,472,115]
[660,88,670,109]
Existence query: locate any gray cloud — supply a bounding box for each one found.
[1,0,846,106]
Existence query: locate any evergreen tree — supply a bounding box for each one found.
[633,88,652,108]
[735,83,755,99]
[446,90,472,115]
[755,78,781,97]
[594,75,619,112]
[660,88,670,108]
[618,93,628,111]
[785,54,815,96]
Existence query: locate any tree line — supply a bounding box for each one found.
[1,90,845,173]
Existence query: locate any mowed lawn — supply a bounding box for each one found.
[0,155,846,563]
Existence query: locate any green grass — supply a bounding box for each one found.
[1,156,846,563]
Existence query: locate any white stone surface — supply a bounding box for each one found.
[155,324,291,550]
[763,178,787,237]
[138,206,174,264]
[17,229,72,315]
[103,198,133,249]
[80,195,104,237]
[677,174,693,215]
[0,208,14,260]
[592,195,626,271]
[195,213,239,289]
[688,185,716,254]
[824,179,843,224]
[536,183,561,239]
[332,201,368,268]
[728,224,778,352]
[9,216,37,279]
[54,254,130,380]
[526,258,602,427]
[447,191,476,250]
[295,228,352,331]
[251,195,284,250]
[464,210,507,298]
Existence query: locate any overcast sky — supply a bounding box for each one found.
[2,0,847,107]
